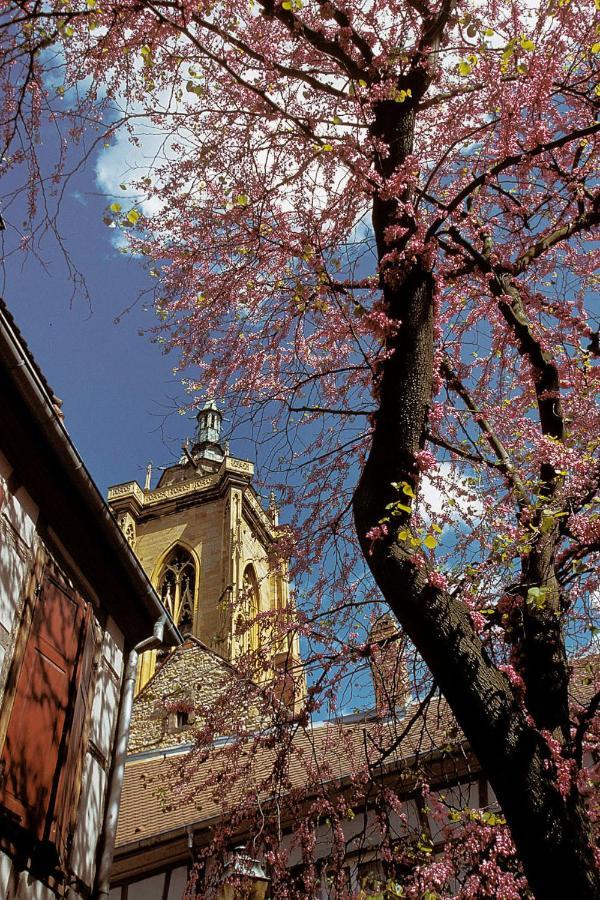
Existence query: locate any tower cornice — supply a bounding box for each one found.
[107,457,280,543]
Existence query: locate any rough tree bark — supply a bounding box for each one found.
[353,83,600,900]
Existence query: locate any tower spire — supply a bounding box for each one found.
[192,399,224,463]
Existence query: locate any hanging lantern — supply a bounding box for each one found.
[219,846,270,900]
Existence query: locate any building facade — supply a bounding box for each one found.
[107,403,303,706]
[0,299,181,900]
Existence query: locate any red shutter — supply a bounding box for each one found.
[0,569,87,844]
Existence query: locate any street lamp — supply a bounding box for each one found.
[219,846,270,900]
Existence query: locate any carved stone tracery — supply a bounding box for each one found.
[158,548,196,633]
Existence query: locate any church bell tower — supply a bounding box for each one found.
[107,402,303,704]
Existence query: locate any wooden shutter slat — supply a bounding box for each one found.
[0,570,85,843]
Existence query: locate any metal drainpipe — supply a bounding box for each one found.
[94,616,166,899]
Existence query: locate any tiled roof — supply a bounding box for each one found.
[116,695,460,847]
[116,656,599,849]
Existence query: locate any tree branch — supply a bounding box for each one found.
[426,121,600,240]
[258,0,370,82]
[440,358,529,505]
[513,192,600,274]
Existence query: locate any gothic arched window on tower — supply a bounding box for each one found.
[158,547,197,634]
[242,565,261,653]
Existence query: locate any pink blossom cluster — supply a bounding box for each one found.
[414,449,437,473]
[541,730,576,800]
[428,571,448,591]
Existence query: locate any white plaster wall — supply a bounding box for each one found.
[15,870,59,900]
[0,479,38,634]
[90,661,121,761]
[111,866,189,900]
[70,737,109,887]
[0,851,18,897]
[70,617,125,891]
[0,453,39,702]
[127,872,166,899]
[103,616,125,679]
[167,866,189,898]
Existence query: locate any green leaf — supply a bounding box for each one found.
[592,42,600,54]
[322,143,333,152]
[397,503,412,515]
[110,202,122,213]
[520,37,535,51]
[391,88,412,103]
[458,61,472,76]
[126,208,141,225]
[401,482,415,498]
[235,194,249,206]
[423,534,438,550]
[541,513,555,534]
[140,45,153,67]
[186,81,203,97]
[332,115,341,125]
[527,586,548,609]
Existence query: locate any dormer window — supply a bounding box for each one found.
[176,710,189,729]
[166,709,192,734]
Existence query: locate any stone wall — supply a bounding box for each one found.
[128,638,247,753]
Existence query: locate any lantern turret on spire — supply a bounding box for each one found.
[192,399,224,463]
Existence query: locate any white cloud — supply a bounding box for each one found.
[419,462,484,525]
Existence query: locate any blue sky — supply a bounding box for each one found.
[1,143,200,497]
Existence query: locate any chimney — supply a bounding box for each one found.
[369,614,409,716]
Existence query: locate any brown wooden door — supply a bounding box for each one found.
[0,569,87,841]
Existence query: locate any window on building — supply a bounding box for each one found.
[158,548,196,633]
[176,710,189,729]
[166,709,192,734]
[242,565,260,653]
[0,563,97,865]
